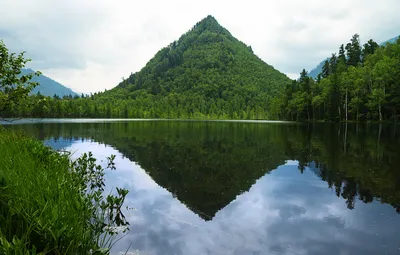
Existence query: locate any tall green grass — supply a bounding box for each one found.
[0,128,129,254]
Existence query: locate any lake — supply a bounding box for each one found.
[3,119,400,255]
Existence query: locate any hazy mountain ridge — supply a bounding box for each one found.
[22,68,77,97]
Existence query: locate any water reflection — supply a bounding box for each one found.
[4,121,400,254]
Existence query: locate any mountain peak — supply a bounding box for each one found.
[199,15,218,25]
[105,15,290,116]
[191,15,228,35]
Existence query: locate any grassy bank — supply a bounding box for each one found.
[0,128,129,254]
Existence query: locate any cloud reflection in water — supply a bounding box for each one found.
[47,139,400,255]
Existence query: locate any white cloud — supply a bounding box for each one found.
[1,0,399,93]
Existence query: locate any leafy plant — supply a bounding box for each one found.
[0,128,130,254]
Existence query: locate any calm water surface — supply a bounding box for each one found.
[4,120,400,255]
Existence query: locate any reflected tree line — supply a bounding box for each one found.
[7,121,400,219]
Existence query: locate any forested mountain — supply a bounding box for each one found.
[22,68,77,97]
[91,15,291,119]
[308,35,400,79]
[277,34,400,121]
[2,15,291,119]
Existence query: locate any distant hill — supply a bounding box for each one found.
[308,35,400,79]
[380,35,400,46]
[308,58,329,79]
[98,15,290,119]
[22,68,77,97]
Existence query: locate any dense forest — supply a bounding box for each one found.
[276,34,400,121]
[1,16,399,121]
[307,35,399,79]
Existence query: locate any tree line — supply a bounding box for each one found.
[1,34,400,121]
[274,34,400,121]
[1,92,276,119]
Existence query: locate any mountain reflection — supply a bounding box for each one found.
[6,121,400,219]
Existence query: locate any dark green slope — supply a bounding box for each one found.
[22,68,77,97]
[101,16,290,116]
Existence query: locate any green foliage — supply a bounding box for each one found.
[277,34,400,122]
[0,40,41,117]
[0,128,129,254]
[345,34,362,67]
[309,35,399,79]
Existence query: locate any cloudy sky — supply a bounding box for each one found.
[1,0,399,94]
